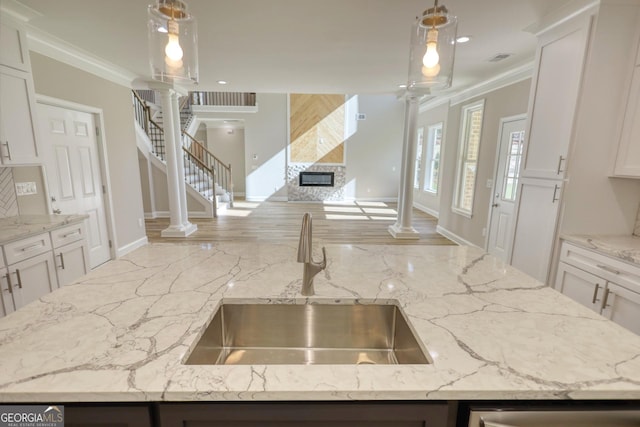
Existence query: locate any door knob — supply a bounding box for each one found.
[53,209,62,214]
[492,203,499,208]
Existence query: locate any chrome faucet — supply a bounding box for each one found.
[297,213,327,296]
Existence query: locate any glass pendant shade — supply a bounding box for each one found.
[148,0,198,84]
[407,3,457,95]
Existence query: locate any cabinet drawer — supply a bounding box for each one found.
[51,222,85,248]
[3,233,52,265]
[560,241,640,292]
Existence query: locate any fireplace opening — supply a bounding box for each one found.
[299,171,335,187]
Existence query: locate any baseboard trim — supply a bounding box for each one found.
[414,202,439,219]
[245,196,288,202]
[116,236,148,257]
[436,225,481,248]
[146,211,212,219]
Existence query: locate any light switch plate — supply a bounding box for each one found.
[15,181,37,196]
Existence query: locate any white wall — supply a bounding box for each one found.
[30,52,147,252]
[344,94,404,201]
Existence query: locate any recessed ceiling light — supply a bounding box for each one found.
[157,26,168,33]
[456,36,471,43]
[398,84,407,88]
[217,80,228,85]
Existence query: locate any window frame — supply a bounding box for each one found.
[423,122,443,194]
[452,99,485,218]
[413,127,425,190]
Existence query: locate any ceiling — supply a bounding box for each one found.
[8,0,577,94]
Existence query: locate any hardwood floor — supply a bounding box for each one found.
[145,200,455,246]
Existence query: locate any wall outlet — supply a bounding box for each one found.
[15,182,37,196]
[138,218,144,228]
[486,179,493,188]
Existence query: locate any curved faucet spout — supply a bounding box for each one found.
[297,213,326,296]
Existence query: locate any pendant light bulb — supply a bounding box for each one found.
[164,20,183,61]
[422,28,439,68]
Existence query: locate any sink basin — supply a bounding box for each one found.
[185,301,432,365]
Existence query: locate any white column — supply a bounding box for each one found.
[158,88,195,237]
[389,95,420,239]
[170,91,197,234]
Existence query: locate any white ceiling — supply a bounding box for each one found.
[9,0,577,94]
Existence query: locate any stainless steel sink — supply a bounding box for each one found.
[185,301,432,365]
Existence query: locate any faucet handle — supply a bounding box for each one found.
[319,246,327,269]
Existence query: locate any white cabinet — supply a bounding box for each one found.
[0,17,30,72]
[511,178,562,282]
[0,267,13,317]
[51,223,89,286]
[8,251,58,310]
[520,15,592,180]
[555,241,640,335]
[612,65,640,177]
[0,65,40,164]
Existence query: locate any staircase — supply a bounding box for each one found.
[132,90,234,217]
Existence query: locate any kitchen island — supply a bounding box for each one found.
[0,241,638,403]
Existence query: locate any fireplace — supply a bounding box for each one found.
[299,171,335,187]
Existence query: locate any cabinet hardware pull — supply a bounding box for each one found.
[556,155,566,174]
[62,231,80,239]
[597,264,620,275]
[601,288,612,310]
[1,141,12,160]
[591,283,600,304]
[20,243,43,252]
[58,253,65,270]
[3,273,12,294]
[552,185,560,203]
[15,269,22,289]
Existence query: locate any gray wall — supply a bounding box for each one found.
[30,52,147,252]
[344,94,404,200]
[413,102,449,215]
[435,79,531,247]
[206,127,246,194]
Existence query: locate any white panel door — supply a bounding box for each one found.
[38,103,111,268]
[487,116,526,262]
[510,177,562,283]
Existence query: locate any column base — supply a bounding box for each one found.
[161,222,198,238]
[388,223,420,240]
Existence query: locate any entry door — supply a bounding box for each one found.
[37,103,111,268]
[487,116,526,262]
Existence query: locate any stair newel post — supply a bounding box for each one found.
[228,163,234,208]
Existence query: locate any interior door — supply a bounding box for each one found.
[487,116,526,262]
[37,103,111,269]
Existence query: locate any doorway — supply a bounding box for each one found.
[486,115,527,262]
[37,102,112,268]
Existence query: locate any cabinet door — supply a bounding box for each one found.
[54,240,89,286]
[65,405,151,427]
[510,178,562,283]
[555,262,604,312]
[0,267,15,317]
[601,282,640,335]
[521,16,592,179]
[0,65,39,165]
[613,66,640,177]
[0,18,30,72]
[9,251,58,310]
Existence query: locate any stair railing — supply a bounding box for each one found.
[182,147,218,216]
[132,90,166,160]
[182,131,234,208]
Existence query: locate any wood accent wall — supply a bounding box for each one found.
[289,94,346,164]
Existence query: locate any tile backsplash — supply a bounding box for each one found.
[0,167,19,218]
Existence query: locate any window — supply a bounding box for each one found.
[502,130,525,202]
[413,127,424,189]
[453,100,484,216]
[423,122,443,193]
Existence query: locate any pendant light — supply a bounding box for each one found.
[407,0,457,94]
[148,0,199,84]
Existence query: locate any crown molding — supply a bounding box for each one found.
[0,0,42,22]
[25,26,139,88]
[418,61,534,112]
[524,0,599,36]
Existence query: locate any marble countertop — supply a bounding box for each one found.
[0,242,639,402]
[561,234,640,267]
[0,214,88,245]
